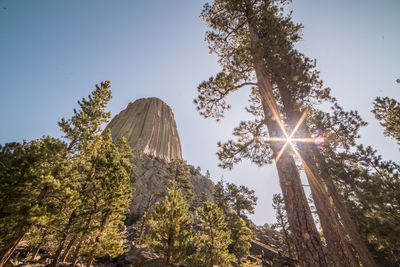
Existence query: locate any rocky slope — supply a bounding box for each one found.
[107,98,182,161]
[129,154,214,216]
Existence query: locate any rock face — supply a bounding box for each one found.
[107,97,214,216]
[129,154,214,215]
[107,97,182,161]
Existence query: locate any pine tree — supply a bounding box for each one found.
[167,159,194,201]
[145,181,193,264]
[326,145,400,266]
[271,194,294,258]
[50,81,134,267]
[195,1,378,265]
[0,137,71,267]
[78,132,134,266]
[225,183,257,219]
[372,97,400,146]
[227,214,253,266]
[213,178,229,214]
[193,201,233,267]
[194,1,329,265]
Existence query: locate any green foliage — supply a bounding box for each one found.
[0,137,69,248]
[145,181,193,264]
[0,81,135,266]
[225,183,258,219]
[326,146,400,265]
[213,179,230,214]
[271,194,295,258]
[52,81,134,263]
[227,214,253,265]
[167,159,194,201]
[193,201,233,267]
[372,97,400,146]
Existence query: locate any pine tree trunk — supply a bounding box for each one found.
[0,226,27,267]
[70,239,83,267]
[0,186,49,267]
[51,211,76,267]
[316,150,379,267]
[300,150,359,267]
[61,234,78,263]
[31,244,41,261]
[244,4,329,265]
[274,65,378,267]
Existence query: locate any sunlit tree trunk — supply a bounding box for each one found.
[243,3,329,265]
[262,100,329,266]
[61,234,78,263]
[275,64,378,267]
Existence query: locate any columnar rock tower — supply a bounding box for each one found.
[107,97,214,215]
[107,97,182,161]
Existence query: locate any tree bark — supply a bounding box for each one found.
[61,234,78,263]
[0,226,27,267]
[51,210,76,267]
[31,229,48,260]
[70,238,83,267]
[244,3,329,266]
[316,149,380,267]
[264,109,328,266]
[273,58,378,267]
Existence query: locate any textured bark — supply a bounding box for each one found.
[70,238,83,267]
[300,150,359,267]
[244,4,329,265]
[274,63,378,266]
[61,234,78,263]
[262,101,328,267]
[107,97,182,161]
[87,256,94,267]
[277,81,358,266]
[316,150,380,267]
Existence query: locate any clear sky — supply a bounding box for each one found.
[1,0,399,225]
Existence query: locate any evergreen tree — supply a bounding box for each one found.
[225,183,257,219]
[194,1,329,265]
[50,81,134,267]
[167,159,194,201]
[193,201,233,267]
[372,97,400,146]
[194,1,375,266]
[0,137,71,267]
[271,194,294,258]
[227,214,253,266]
[326,145,400,266]
[213,178,229,214]
[145,181,193,264]
[78,132,134,266]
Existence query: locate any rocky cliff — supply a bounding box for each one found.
[107,97,182,161]
[107,97,214,216]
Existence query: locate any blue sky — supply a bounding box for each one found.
[1,0,399,225]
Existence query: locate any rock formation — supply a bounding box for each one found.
[129,154,214,215]
[107,97,182,161]
[107,97,214,216]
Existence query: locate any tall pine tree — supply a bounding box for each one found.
[193,201,233,267]
[145,181,193,265]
